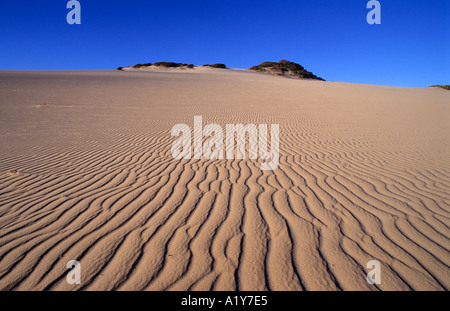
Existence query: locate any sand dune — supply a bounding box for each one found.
[0,69,449,291]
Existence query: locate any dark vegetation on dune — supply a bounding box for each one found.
[249,59,325,81]
[126,62,194,69]
[203,63,227,69]
[430,85,450,90]
[153,62,195,68]
[122,62,228,70]
[131,63,153,68]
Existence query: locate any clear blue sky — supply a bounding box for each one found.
[0,0,448,87]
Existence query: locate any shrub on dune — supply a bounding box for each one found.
[430,85,450,90]
[249,59,324,81]
[203,63,227,69]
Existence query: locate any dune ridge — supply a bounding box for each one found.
[0,70,449,291]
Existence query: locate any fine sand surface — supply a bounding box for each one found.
[0,69,449,291]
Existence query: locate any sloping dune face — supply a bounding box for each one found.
[0,70,449,291]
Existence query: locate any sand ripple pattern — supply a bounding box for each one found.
[0,70,449,290]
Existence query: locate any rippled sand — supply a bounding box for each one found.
[0,69,449,291]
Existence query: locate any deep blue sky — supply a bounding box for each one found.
[0,0,448,87]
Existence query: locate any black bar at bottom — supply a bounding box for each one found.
[0,291,445,310]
